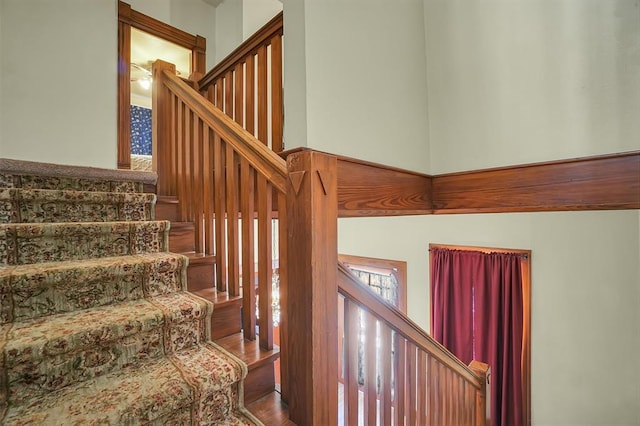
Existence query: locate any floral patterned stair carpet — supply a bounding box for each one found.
[0,159,262,425]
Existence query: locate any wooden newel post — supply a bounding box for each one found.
[152,59,176,196]
[285,150,339,426]
[470,360,491,426]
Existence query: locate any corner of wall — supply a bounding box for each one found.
[281,0,308,149]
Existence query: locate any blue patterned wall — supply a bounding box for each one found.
[130,105,152,155]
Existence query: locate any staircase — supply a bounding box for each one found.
[0,159,262,425]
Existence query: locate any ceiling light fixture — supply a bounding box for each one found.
[130,63,152,90]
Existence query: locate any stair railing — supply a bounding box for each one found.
[152,59,287,352]
[153,55,491,424]
[197,12,283,153]
[338,262,491,426]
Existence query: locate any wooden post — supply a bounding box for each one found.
[285,150,338,426]
[152,60,176,196]
[470,360,491,426]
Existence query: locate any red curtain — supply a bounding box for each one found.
[431,248,523,426]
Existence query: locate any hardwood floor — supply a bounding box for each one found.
[246,390,295,425]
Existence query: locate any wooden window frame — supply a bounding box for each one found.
[117,1,206,169]
[338,253,407,313]
[429,243,532,426]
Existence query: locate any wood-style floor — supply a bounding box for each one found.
[246,390,296,425]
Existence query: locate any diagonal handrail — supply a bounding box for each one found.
[153,59,288,353]
[158,66,287,193]
[337,262,490,425]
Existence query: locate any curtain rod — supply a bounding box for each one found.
[429,248,529,260]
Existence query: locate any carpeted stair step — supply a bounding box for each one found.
[0,221,170,265]
[2,291,212,404]
[0,253,188,323]
[2,342,258,425]
[0,188,156,224]
[0,158,154,194]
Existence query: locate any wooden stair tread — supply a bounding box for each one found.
[192,288,242,306]
[157,195,179,204]
[216,331,279,371]
[245,391,295,426]
[181,252,216,264]
[169,221,194,229]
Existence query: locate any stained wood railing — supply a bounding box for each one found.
[152,59,287,350]
[338,263,491,426]
[197,12,283,152]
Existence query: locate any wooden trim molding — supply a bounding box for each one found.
[431,151,640,214]
[338,254,407,313]
[117,1,206,169]
[298,150,638,216]
[335,154,433,217]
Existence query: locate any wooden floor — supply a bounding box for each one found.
[246,390,296,426]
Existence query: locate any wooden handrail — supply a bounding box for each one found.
[338,262,482,387]
[159,68,287,193]
[198,12,283,90]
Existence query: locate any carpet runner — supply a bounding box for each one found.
[0,159,262,425]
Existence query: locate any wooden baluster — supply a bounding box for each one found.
[192,115,203,252]
[226,147,240,296]
[344,299,360,426]
[407,342,417,426]
[184,109,194,223]
[234,63,244,126]
[176,101,187,221]
[167,94,177,196]
[202,127,214,255]
[240,158,256,340]
[215,78,223,108]
[225,70,233,118]
[364,312,377,426]
[277,190,289,401]
[245,55,255,137]
[394,334,406,425]
[444,367,453,422]
[380,325,392,426]
[206,85,215,104]
[213,134,227,292]
[257,45,268,146]
[418,351,427,424]
[285,150,338,425]
[257,175,273,350]
[428,356,436,425]
[270,35,283,152]
[452,370,459,423]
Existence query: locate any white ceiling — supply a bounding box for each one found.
[130,27,192,107]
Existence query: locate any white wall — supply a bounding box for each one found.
[338,210,640,425]
[0,0,117,168]
[242,0,282,40]
[0,0,3,155]
[424,0,640,173]
[127,0,171,22]
[281,0,308,148]
[332,0,640,423]
[214,0,243,63]
[283,0,431,172]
